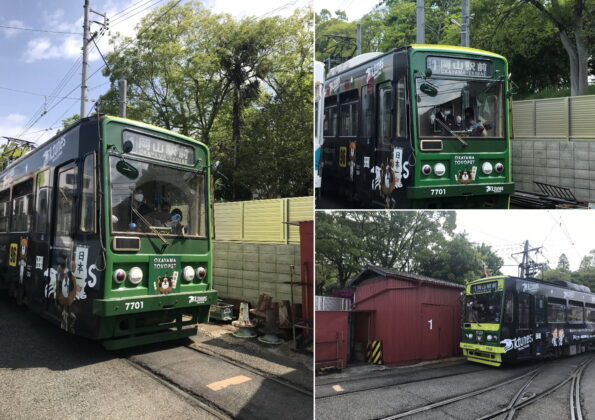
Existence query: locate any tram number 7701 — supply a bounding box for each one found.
[125,301,144,311]
[430,188,446,196]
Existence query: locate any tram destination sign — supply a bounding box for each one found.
[471,281,499,294]
[427,56,493,78]
[123,131,195,166]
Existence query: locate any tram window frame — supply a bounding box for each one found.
[11,178,34,233]
[361,85,374,138]
[54,166,78,243]
[586,304,595,323]
[396,77,407,139]
[567,300,584,323]
[80,153,96,233]
[518,293,531,329]
[377,82,393,150]
[547,297,567,323]
[503,292,514,323]
[0,188,10,233]
[35,170,50,234]
[339,90,359,138]
[535,295,546,324]
[323,96,338,138]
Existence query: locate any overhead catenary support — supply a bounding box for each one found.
[118,78,127,118]
[416,0,425,44]
[81,0,90,117]
[461,0,470,47]
[356,24,361,56]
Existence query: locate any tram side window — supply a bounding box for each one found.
[80,154,95,232]
[35,170,50,234]
[586,304,595,323]
[568,301,584,323]
[503,293,514,323]
[323,96,338,137]
[396,77,407,138]
[55,168,77,239]
[378,83,393,149]
[535,296,546,324]
[339,90,358,137]
[11,179,33,232]
[361,85,374,138]
[547,298,566,323]
[518,293,530,329]
[0,189,9,232]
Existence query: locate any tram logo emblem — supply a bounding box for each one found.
[501,334,533,353]
[486,185,504,193]
[521,282,539,293]
[455,168,476,184]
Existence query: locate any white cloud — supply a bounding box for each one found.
[22,36,81,63]
[2,19,25,38]
[0,113,53,145]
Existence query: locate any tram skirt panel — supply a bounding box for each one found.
[367,340,383,365]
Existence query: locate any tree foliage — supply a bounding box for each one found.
[316,211,503,293]
[543,250,595,291]
[97,2,312,200]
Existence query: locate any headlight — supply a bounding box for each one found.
[495,162,504,173]
[434,163,446,177]
[487,335,494,341]
[196,266,207,280]
[422,164,432,175]
[113,268,127,284]
[482,162,493,175]
[128,267,143,285]
[467,333,473,339]
[183,266,195,282]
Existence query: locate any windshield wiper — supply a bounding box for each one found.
[131,206,170,248]
[434,118,469,147]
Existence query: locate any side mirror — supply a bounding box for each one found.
[123,140,133,153]
[425,68,433,78]
[213,160,221,173]
[420,82,438,97]
[116,159,139,179]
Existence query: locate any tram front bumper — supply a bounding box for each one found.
[93,290,218,317]
[407,182,514,199]
[460,342,506,367]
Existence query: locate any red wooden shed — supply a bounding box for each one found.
[348,266,465,366]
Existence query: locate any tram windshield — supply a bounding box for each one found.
[464,292,502,323]
[109,157,207,237]
[416,79,503,138]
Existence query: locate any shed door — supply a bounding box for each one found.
[421,304,454,360]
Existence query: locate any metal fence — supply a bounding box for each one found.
[512,95,595,140]
[213,196,313,244]
[315,296,352,311]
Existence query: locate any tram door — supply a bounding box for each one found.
[48,163,78,317]
[516,293,533,357]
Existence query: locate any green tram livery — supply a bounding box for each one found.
[320,44,514,208]
[461,276,595,367]
[0,116,216,349]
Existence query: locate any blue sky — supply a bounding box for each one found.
[0,0,311,145]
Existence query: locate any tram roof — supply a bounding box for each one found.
[410,44,506,60]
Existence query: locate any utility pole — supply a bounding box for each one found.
[356,24,361,56]
[416,0,425,44]
[118,78,127,118]
[81,0,91,117]
[461,0,470,47]
[512,240,544,279]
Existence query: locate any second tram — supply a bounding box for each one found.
[320,44,514,209]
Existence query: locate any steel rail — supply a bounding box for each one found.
[377,368,540,420]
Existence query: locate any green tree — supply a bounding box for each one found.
[557,253,571,271]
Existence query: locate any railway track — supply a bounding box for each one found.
[374,354,595,420]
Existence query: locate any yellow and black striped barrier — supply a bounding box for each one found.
[367,340,383,365]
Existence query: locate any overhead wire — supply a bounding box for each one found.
[0,24,81,35]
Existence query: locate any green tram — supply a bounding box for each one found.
[320,44,514,208]
[0,116,216,349]
[461,276,595,367]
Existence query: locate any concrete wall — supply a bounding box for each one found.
[511,139,595,202]
[213,241,302,305]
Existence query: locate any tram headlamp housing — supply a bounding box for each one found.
[434,163,446,177]
[482,162,493,175]
[183,266,195,282]
[422,164,432,176]
[487,335,494,341]
[128,267,143,285]
[467,333,473,339]
[196,266,207,281]
[113,268,127,284]
[495,162,504,174]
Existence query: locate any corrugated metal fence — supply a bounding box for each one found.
[315,296,352,311]
[214,196,313,244]
[512,95,595,140]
